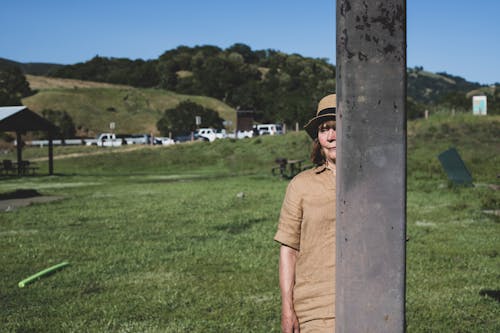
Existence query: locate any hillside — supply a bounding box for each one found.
[407,67,484,104]
[19,73,500,139]
[22,75,236,137]
[36,45,500,116]
[3,43,499,138]
[0,57,63,76]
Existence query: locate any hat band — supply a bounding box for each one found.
[317,108,336,117]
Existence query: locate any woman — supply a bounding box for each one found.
[274,94,337,333]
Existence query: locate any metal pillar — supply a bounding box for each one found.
[336,1,406,332]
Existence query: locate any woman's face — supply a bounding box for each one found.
[317,120,337,164]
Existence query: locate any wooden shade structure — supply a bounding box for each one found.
[0,106,58,175]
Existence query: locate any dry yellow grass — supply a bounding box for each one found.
[26,74,133,90]
[22,75,238,135]
[176,70,193,79]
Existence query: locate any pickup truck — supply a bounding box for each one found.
[86,133,123,147]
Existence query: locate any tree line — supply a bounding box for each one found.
[47,45,500,120]
[1,44,498,140]
[48,43,336,126]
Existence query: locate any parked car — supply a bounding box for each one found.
[154,137,175,145]
[226,130,254,139]
[256,124,283,136]
[195,128,227,142]
[174,133,209,143]
[86,133,123,147]
[215,129,228,139]
[196,128,217,142]
[124,134,152,145]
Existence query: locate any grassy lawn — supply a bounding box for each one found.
[1,174,285,332]
[1,114,499,332]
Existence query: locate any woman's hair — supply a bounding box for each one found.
[310,138,326,165]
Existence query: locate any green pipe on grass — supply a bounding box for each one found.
[18,261,69,288]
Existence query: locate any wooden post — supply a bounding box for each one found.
[48,131,54,175]
[16,131,23,175]
[336,0,406,332]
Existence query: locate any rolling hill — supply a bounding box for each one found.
[3,46,499,139]
[0,57,63,76]
[21,75,236,137]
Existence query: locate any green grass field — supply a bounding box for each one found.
[1,114,499,332]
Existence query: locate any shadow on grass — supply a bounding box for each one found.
[0,189,41,200]
[479,289,500,302]
[213,217,266,234]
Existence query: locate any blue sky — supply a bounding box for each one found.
[1,0,498,84]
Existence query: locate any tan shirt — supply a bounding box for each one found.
[274,164,335,324]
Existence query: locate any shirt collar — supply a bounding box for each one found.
[314,163,328,174]
[314,162,336,174]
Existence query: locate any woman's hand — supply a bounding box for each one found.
[281,305,300,332]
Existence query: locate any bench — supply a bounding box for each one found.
[1,160,16,175]
[272,158,309,179]
[1,160,39,176]
[18,161,39,175]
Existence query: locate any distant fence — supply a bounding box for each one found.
[21,139,92,147]
[19,136,152,147]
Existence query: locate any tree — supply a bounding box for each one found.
[0,66,32,106]
[406,98,426,120]
[157,60,179,90]
[438,91,469,112]
[226,43,258,64]
[156,101,224,137]
[41,109,76,139]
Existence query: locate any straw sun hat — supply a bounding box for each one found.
[304,94,337,139]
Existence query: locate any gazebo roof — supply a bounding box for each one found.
[0,106,57,132]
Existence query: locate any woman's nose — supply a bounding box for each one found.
[327,129,336,140]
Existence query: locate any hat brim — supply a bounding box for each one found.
[304,113,336,139]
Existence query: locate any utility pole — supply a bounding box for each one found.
[336,1,406,332]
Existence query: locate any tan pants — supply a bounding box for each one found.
[300,318,335,333]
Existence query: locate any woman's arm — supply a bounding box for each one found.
[279,244,300,333]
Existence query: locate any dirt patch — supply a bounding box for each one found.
[30,144,155,162]
[0,189,63,211]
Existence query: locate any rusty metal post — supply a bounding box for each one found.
[336,0,406,332]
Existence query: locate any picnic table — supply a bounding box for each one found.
[272,158,308,179]
[1,160,38,176]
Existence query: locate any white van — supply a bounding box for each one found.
[256,124,283,136]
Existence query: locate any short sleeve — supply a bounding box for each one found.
[274,178,303,250]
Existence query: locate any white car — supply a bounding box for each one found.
[256,124,283,136]
[154,137,176,145]
[196,128,227,142]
